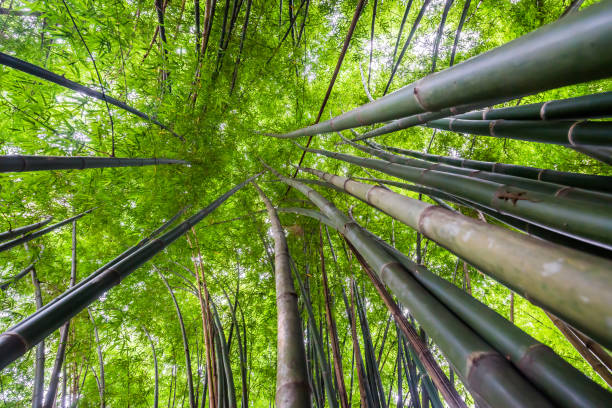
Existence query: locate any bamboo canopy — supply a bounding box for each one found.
[265,163,554,408]
[0,155,189,172]
[295,165,612,349]
[268,2,612,138]
[0,174,259,369]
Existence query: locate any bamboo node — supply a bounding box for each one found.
[0,332,29,351]
[417,205,443,234]
[554,186,573,198]
[567,120,584,145]
[379,261,402,283]
[489,120,497,137]
[449,118,456,131]
[539,102,549,120]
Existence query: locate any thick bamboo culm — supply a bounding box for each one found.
[0,52,183,140]
[0,209,93,254]
[16,206,188,328]
[0,174,259,370]
[0,155,188,173]
[268,2,612,138]
[354,176,611,259]
[252,182,310,408]
[295,166,612,350]
[295,145,612,249]
[0,216,52,243]
[341,136,611,205]
[368,141,612,193]
[348,91,612,143]
[265,164,554,408]
[425,118,611,147]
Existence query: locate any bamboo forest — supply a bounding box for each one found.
[1,0,611,406]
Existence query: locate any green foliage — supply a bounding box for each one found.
[0,0,609,407]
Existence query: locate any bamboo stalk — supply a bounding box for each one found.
[252,182,310,408]
[0,174,260,370]
[296,145,612,249]
[318,227,349,408]
[296,165,612,349]
[449,0,471,66]
[0,155,188,173]
[342,136,610,205]
[31,267,44,408]
[0,52,182,140]
[547,313,612,387]
[268,2,612,138]
[346,238,467,408]
[425,118,612,147]
[0,216,52,243]
[347,91,612,143]
[265,163,554,408]
[0,209,94,254]
[457,91,612,121]
[371,141,612,193]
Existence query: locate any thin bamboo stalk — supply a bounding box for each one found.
[298,165,612,348]
[296,146,612,249]
[371,141,612,193]
[0,209,94,254]
[268,2,612,138]
[0,216,52,243]
[42,221,77,408]
[385,0,432,95]
[158,269,196,408]
[266,164,553,408]
[0,155,188,173]
[0,174,260,370]
[449,0,471,66]
[252,182,310,408]
[318,227,349,408]
[431,0,455,72]
[31,267,44,408]
[0,52,182,140]
[547,313,612,387]
[425,118,612,147]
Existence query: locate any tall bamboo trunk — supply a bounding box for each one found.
[252,182,310,408]
[0,155,188,173]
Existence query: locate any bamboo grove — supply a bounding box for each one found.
[0,0,611,407]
